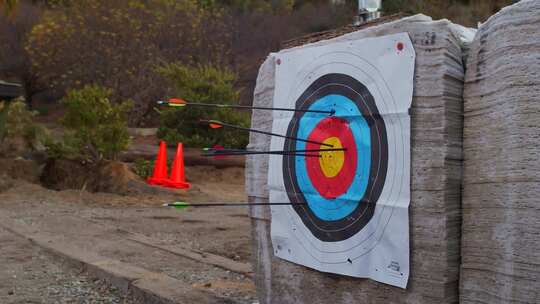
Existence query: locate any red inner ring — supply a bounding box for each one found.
[305,117,357,199]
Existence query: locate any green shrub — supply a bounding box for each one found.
[43,136,80,160]
[156,63,250,149]
[133,158,153,178]
[0,101,9,142]
[132,158,174,179]
[6,99,46,142]
[54,85,132,161]
[0,98,49,154]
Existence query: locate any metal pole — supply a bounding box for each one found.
[354,0,382,26]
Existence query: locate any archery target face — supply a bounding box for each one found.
[283,74,388,242]
[267,33,414,288]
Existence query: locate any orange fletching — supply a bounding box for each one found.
[209,123,223,129]
[169,98,186,105]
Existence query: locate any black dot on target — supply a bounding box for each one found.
[347,258,352,264]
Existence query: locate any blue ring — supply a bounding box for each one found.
[294,94,372,221]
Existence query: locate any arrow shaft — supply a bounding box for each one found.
[203,120,333,147]
[166,203,307,207]
[204,151,321,157]
[165,101,334,115]
[204,148,346,157]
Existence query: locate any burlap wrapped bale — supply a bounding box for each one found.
[460,1,540,303]
[246,15,472,304]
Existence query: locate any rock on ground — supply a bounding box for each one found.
[247,14,472,304]
[460,1,540,303]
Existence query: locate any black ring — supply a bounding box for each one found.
[282,73,388,242]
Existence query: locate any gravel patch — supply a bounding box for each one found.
[0,227,132,304]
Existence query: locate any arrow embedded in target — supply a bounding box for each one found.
[164,202,308,209]
[157,98,335,115]
[202,147,346,157]
[200,119,334,147]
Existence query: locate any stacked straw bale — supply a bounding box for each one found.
[247,15,472,303]
[460,1,540,303]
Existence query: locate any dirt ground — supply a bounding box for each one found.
[0,165,256,303]
[183,165,247,203]
[0,227,132,304]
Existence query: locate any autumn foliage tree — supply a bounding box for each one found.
[25,0,232,125]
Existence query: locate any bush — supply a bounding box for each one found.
[52,85,132,161]
[156,63,250,149]
[3,98,44,141]
[132,158,175,179]
[0,98,49,155]
[0,101,9,142]
[133,158,153,179]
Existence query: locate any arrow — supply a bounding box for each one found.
[202,147,346,157]
[204,151,322,157]
[203,145,236,159]
[200,119,334,147]
[203,146,325,158]
[203,145,245,153]
[157,98,334,115]
[163,202,308,209]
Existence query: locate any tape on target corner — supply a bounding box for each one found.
[267,33,414,288]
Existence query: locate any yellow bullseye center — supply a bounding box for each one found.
[319,137,345,178]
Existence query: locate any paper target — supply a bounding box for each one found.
[282,73,388,242]
[268,33,415,288]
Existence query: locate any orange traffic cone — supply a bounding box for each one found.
[147,141,168,185]
[164,143,190,189]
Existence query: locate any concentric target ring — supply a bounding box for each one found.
[283,73,388,242]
